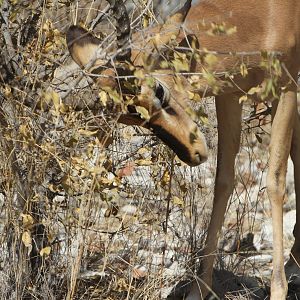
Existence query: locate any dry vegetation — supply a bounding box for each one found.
[0,1,294,299]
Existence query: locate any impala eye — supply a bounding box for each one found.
[154,83,177,115]
[155,83,169,108]
[155,83,165,100]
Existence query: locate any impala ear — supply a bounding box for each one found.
[66,25,103,69]
[171,0,192,22]
[147,0,192,49]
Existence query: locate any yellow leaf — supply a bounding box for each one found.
[207,22,237,36]
[134,69,145,80]
[188,91,201,102]
[143,15,149,28]
[204,53,218,68]
[40,246,51,257]
[99,91,108,106]
[3,85,12,97]
[145,77,155,88]
[136,159,152,166]
[247,86,261,95]
[122,128,133,140]
[161,170,170,186]
[19,124,32,140]
[21,214,34,228]
[240,63,248,77]
[239,94,248,103]
[137,147,149,155]
[200,115,209,125]
[136,106,150,120]
[172,53,189,72]
[107,89,122,104]
[52,90,61,111]
[22,231,32,248]
[226,26,237,35]
[160,60,169,69]
[74,208,81,214]
[173,196,184,207]
[78,129,98,137]
[202,69,219,93]
[90,166,105,175]
[46,90,68,115]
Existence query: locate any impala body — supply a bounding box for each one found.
[66,1,300,299]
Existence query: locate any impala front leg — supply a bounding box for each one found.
[285,100,300,285]
[188,94,242,300]
[267,88,297,300]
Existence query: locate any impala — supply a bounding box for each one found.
[65,0,300,299]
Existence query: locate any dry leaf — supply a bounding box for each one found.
[21,214,34,228]
[22,231,32,248]
[40,246,51,257]
[240,62,248,77]
[136,159,152,166]
[173,196,184,207]
[78,129,98,137]
[99,91,108,106]
[136,106,150,120]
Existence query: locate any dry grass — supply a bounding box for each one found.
[0,1,293,299]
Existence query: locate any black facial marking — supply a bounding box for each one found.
[151,124,192,163]
[127,105,137,114]
[165,107,177,115]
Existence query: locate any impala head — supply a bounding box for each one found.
[66,0,208,166]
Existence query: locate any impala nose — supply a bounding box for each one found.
[188,151,207,167]
[195,151,208,164]
[188,130,208,166]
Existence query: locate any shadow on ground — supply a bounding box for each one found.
[167,269,300,299]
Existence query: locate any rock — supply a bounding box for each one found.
[218,231,238,253]
[245,254,273,264]
[132,265,147,279]
[163,261,185,277]
[253,219,273,251]
[79,270,107,279]
[283,210,296,239]
[120,204,137,215]
[137,250,174,268]
[254,211,296,251]
[138,237,151,250]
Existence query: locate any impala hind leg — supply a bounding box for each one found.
[285,102,300,286]
[267,88,297,300]
[187,94,242,300]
